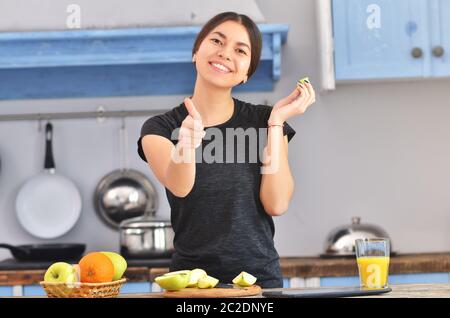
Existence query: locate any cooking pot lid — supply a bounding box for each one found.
[119,214,171,228]
[323,217,392,256]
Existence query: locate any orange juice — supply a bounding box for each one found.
[357,256,389,289]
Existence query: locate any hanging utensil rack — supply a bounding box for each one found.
[0,107,165,122]
[0,107,166,131]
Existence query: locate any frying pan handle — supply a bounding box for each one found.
[44,123,56,170]
[0,243,28,255]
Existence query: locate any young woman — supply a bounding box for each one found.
[137,12,315,288]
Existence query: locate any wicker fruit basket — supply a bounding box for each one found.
[40,278,127,298]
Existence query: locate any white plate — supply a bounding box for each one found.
[16,173,82,239]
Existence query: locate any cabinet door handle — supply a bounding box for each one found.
[411,47,423,59]
[432,46,445,57]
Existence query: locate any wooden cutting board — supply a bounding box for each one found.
[163,285,262,298]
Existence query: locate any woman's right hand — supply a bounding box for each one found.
[178,97,206,149]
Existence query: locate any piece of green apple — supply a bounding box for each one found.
[155,273,190,291]
[297,77,310,86]
[44,262,78,283]
[163,270,191,276]
[187,268,207,287]
[197,275,219,289]
[72,264,81,282]
[100,251,127,281]
[232,271,257,287]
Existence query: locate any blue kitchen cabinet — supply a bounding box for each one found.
[24,282,151,296]
[389,273,449,284]
[321,276,360,287]
[121,282,151,294]
[0,286,13,297]
[429,0,450,77]
[0,282,152,296]
[23,285,46,296]
[333,0,450,80]
[333,0,428,80]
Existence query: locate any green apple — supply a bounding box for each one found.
[197,275,219,289]
[100,251,127,281]
[155,273,190,291]
[44,262,77,283]
[232,271,257,287]
[187,268,207,287]
[297,76,310,86]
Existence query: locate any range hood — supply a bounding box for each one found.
[0,24,288,100]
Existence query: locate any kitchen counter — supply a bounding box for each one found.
[2,252,450,286]
[117,284,450,298]
[6,284,446,298]
[3,284,450,298]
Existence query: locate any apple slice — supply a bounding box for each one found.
[232,271,257,287]
[155,273,190,291]
[163,270,191,276]
[297,77,310,86]
[188,268,207,287]
[197,275,219,289]
[100,251,127,281]
[72,264,81,282]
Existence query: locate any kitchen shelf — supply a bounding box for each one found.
[0,24,289,100]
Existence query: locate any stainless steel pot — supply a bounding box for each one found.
[321,217,393,257]
[119,214,174,259]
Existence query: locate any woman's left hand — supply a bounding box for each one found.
[268,82,316,125]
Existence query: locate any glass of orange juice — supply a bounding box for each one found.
[355,238,390,289]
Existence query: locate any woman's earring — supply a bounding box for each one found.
[243,76,248,84]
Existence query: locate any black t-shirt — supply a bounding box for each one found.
[137,97,296,288]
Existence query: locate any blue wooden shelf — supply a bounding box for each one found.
[0,24,288,100]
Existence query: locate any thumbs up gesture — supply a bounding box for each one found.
[179,97,206,149]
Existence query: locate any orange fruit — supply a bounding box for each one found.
[79,252,114,283]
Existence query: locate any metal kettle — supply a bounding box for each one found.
[322,217,392,257]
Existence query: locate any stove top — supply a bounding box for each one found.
[0,258,172,270]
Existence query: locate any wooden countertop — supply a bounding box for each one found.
[2,252,450,286]
[3,284,450,298]
[118,284,450,298]
[119,284,450,298]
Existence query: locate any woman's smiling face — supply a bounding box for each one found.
[194,20,252,89]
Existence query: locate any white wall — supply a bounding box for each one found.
[0,0,265,31]
[1,0,450,261]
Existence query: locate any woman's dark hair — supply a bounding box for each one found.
[192,12,262,81]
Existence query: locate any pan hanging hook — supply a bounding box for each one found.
[37,114,51,132]
[37,114,42,132]
[119,114,129,172]
[121,112,126,129]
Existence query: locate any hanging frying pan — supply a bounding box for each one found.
[0,243,85,261]
[15,122,82,239]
